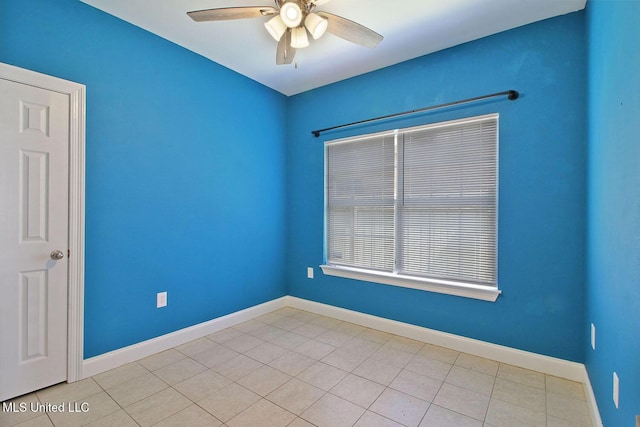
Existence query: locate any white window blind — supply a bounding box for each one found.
[324,114,498,295]
[326,132,396,272]
[399,117,497,285]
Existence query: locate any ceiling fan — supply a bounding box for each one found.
[187,0,383,65]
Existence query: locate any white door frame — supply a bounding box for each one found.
[0,62,85,383]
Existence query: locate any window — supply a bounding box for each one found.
[321,114,501,301]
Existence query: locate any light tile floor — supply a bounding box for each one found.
[1,307,592,427]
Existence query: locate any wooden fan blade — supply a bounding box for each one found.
[317,12,383,48]
[276,29,297,65]
[187,6,277,22]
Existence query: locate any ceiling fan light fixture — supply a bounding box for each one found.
[304,12,328,40]
[280,2,303,28]
[265,15,287,41]
[290,26,309,48]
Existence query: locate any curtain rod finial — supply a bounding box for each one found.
[508,90,519,100]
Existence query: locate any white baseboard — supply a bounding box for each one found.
[283,296,602,427]
[82,297,288,378]
[81,294,601,427]
[283,297,583,380]
[582,368,604,427]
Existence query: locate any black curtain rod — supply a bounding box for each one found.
[311,89,519,138]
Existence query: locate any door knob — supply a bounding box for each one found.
[50,250,64,260]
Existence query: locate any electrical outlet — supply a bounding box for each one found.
[613,372,619,409]
[307,267,314,279]
[591,323,596,350]
[157,291,167,308]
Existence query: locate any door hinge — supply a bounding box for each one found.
[68,249,71,258]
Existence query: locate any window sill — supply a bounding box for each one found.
[319,265,501,302]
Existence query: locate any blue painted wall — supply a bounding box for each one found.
[0,0,288,358]
[1,0,606,377]
[286,13,587,362]
[586,1,640,425]
[5,1,636,421]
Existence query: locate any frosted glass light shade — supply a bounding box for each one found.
[265,15,286,41]
[291,26,309,48]
[280,2,303,28]
[304,13,328,40]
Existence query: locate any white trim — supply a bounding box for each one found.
[82,297,289,378]
[80,292,585,380]
[320,265,501,302]
[284,296,582,379]
[582,368,604,427]
[285,296,600,427]
[0,63,86,384]
[323,113,500,302]
[79,294,601,427]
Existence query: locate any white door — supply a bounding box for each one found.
[0,78,70,401]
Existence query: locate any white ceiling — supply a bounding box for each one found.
[79,0,586,96]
